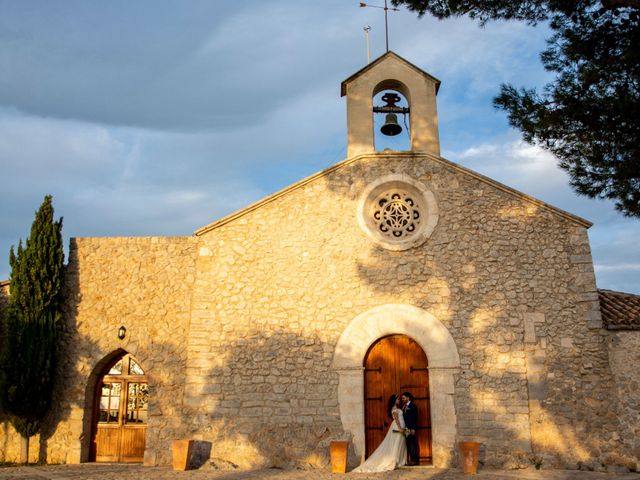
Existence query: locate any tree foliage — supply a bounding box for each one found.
[0,195,64,441]
[393,0,640,217]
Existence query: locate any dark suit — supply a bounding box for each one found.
[403,401,419,464]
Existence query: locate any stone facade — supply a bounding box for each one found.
[0,52,638,472]
[607,331,640,470]
[0,156,637,471]
[184,150,625,470]
[1,237,199,464]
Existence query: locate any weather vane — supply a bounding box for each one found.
[359,0,399,53]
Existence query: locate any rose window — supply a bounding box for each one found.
[358,175,439,251]
[373,192,420,238]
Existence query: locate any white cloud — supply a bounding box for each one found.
[0,108,128,177]
[595,264,640,272]
[0,108,268,278]
[448,137,571,200]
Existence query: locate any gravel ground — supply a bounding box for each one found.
[0,464,638,480]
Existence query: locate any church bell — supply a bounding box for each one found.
[374,91,409,137]
[380,113,402,136]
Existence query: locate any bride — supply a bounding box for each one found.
[353,394,407,472]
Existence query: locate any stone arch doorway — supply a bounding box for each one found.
[333,304,460,467]
[364,334,432,464]
[90,352,149,462]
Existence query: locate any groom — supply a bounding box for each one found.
[401,392,419,466]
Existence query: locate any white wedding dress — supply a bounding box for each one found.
[353,407,407,472]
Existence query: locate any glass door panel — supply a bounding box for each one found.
[125,382,149,424]
[98,382,122,424]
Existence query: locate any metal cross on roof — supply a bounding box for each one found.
[359,0,399,52]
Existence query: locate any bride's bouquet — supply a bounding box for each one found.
[392,428,410,437]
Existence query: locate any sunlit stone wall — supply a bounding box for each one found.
[607,331,640,471]
[0,236,199,465]
[0,152,634,471]
[184,152,624,470]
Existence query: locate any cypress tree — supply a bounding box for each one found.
[0,195,64,463]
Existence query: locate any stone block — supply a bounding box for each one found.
[570,254,592,264]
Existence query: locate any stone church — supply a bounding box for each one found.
[1,52,639,471]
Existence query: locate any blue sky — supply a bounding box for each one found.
[1,1,638,292]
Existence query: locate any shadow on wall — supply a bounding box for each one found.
[175,327,346,470]
[353,232,626,469]
[43,328,349,469]
[0,248,126,464]
[60,240,193,466]
[0,234,202,465]
[28,242,345,468]
[33,254,86,464]
[0,276,78,464]
[76,340,191,466]
[317,158,629,470]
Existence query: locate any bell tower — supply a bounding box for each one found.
[341,51,441,158]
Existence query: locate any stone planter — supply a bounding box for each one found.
[330,441,349,473]
[172,439,194,471]
[459,441,481,475]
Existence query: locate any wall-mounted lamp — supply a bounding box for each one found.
[117,326,126,340]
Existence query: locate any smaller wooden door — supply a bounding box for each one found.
[91,353,148,462]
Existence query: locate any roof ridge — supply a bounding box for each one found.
[340,51,441,96]
[598,288,640,297]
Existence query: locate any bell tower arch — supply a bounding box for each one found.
[341,51,441,158]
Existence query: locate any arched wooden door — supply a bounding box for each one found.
[364,334,432,464]
[90,353,148,462]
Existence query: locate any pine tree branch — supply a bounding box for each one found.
[601,0,640,9]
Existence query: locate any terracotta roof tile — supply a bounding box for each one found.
[598,289,640,330]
